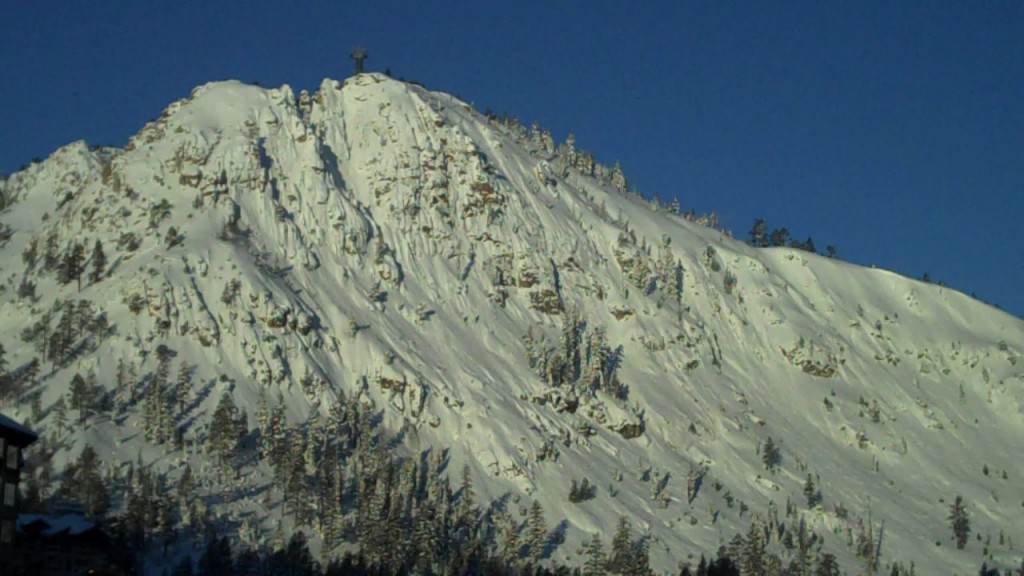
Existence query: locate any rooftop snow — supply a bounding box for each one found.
[0,411,37,441]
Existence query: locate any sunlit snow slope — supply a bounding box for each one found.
[1,73,1022,574]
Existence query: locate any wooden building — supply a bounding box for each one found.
[15,514,125,576]
[0,411,37,548]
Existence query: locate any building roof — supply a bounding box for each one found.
[0,411,38,446]
[18,514,99,537]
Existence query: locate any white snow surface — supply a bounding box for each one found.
[1,73,1023,574]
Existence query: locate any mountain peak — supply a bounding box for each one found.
[0,74,1021,575]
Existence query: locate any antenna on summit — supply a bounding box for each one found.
[350,47,369,75]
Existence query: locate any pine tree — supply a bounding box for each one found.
[256,389,272,459]
[208,390,241,467]
[59,241,87,291]
[456,464,476,534]
[709,555,741,576]
[624,535,653,576]
[742,519,766,576]
[197,536,234,576]
[145,346,174,443]
[42,232,60,271]
[173,360,192,418]
[696,555,709,576]
[687,464,703,504]
[177,464,195,518]
[749,218,769,247]
[762,437,781,472]
[21,238,39,272]
[61,445,110,519]
[814,553,841,576]
[413,500,441,573]
[89,239,107,284]
[0,343,10,401]
[949,494,970,550]
[525,500,548,562]
[285,444,311,523]
[803,474,820,508]
[582,533,607,576]
[53,395,68,437]
[157,496,177,553]
[69,372,93,423]
[171,556,195,576]
[124,456,153,547]
[113,360,132,421]
[769,227,791,248]
[47,305,77,368]
[496,509,521,564]
[855,517,874,562]
[317,453,343,551]
[609,516,634,574]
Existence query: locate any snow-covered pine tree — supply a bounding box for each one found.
[255,389,271,459]
[804,473,820,508]
[42,232,59,272]
[173,360,192,418]
[208,390,241,468]
[58,241,86,290]
[560,307,583,383]
[59,445,110,519]
[815,553,841,576]
[413,499,441,573]
[949,495,970,550]
[608,516,634,574]
[496,508,521,564]
[157,495,177,553]
[687,463,704,504]
[145,345,175,443]
[177,463,195,516]
[21,237,38,272]
[582,533,607,576]
[47,305,76,368]
[69,372,92,423]
[304,410,321,475]
[626,536,653,576]
[89,239,107,284]
[584,326,610,393]
[525,499,548,563]
[750,218,769,247]
[456,464,476,536]
[284,438,311,524]
[53,395,68,436]
[610,161,627,191]
[320,450,345,551]
[269,391,288,463]
[762,436,782,472]
[742,517,766,576]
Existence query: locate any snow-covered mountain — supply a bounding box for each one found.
[1,72,1022,575]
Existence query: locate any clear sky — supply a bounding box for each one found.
[2,1,1021,318]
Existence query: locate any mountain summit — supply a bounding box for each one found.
[1,73,1022,574]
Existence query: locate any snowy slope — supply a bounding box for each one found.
[1,72,1022,574]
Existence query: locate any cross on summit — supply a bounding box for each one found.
[350,47,368,75]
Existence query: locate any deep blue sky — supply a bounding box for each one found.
[2,2,1021,317]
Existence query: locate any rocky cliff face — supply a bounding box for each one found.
[1,72,1022,573]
